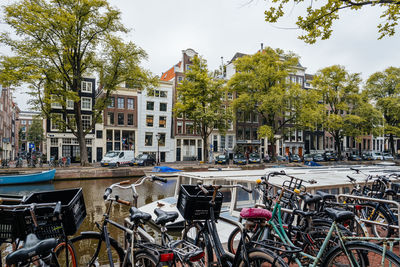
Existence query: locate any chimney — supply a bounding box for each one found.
[261,43,263,51]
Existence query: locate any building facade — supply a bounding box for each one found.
[45,77,97,163]
[17,111,42,154]
[137,81,174,162]
[0,86,19,160]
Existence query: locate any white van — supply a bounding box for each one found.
[100,150,135,167]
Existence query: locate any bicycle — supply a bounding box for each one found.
[0,200,76,267]
[235,171,400,266]
[181,183,290,267]
[70,175,202,266]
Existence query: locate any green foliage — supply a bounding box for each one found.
[312,65,382,154]
[366,67,400,154]
[228,47,323,155]
[264,0,400,43]
[0,0,155,165]
[174,55,232,157]
[27,117,45,149]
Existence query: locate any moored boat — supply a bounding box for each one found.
[0,169,56,186]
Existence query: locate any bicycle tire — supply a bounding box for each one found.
[358,202,394,238]
[322,241,400,266]
[134,250,158,267]
[182,222,212,266]
[69,232,125,266]
[54,240,78,267]
[238,248,289,267]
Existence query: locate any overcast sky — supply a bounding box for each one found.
[1,0,400,110]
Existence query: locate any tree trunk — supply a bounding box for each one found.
[203,136,209,163]
[389,134,395,156]
[270,137,277,161]
[75,101,89,166]
[334,134,342,160]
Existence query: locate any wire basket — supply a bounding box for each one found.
[169,239,204,261]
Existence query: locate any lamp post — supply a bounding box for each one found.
[156,133,161,165]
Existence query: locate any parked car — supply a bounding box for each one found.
[276,155,287,162]
[303,154,313,162]
[348,154,362,161]
[215,154,228,165]
[371,152,384,160]
[131,154,156,166]
[101,150,135,167]
[248,153,261,164]
[312,154,325,162]
[289,154,301,162]
[324,152,338,161]
[383,153,394,161]
[362,152,373,161]
[233,154,247,165]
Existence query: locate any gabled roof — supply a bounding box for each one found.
[228,52,247,64]
[161,61,181,81]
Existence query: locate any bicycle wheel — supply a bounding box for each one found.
[358,203,394,238]
[134,250,158,267]
[182,222,212,266]
[54,240,78,267]
[227,225,256,254]
[322,241,400,267]
[238,248,289,267]
[69,232,125,266]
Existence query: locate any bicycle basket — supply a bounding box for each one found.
[177,184,223,220]
[0,208,25,242]
[23,188,86,236]
[370,179,386,198]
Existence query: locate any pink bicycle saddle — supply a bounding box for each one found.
[240,208,272,220]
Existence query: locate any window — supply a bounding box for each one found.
[50,138,58,146]
[177,122,183,134]
[85,139,92,146]
[238,128,243,139]
[145,133,153,146]
[117,97,124,109]
[127,98,134,110]
[178,76,183,83]
[245,128,251,140]
[82,115,91,131]
[252,114,258,123]
[159,116,166,128]
[107,112,114,125]
[160,91,167,98]
[221,135,226,150]
[108,97,115,108]
[118,113,124,125]
[227,92,233,100]
[21,120,26,125]
[51,114,63,131]
[51,96,62,109]
[127,114,134,125]
[81,81,92,93]
[67,99,74,109]
[160,103,167,112]
[146,115,154,127]
[21,126,26,132]
[252,129,258,140]
[106,130,113,141]
[158,133,166,146]
[146,101,154,110]
[186,123,194,134]
[96,130,103,139]
[186,64,192,71]
[67,114,76,130]
[228,135,234,149]
[81,97,92,110]
[114,130,120,141]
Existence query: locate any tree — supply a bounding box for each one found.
[174,55,232,162]
[264,0,400,43]
[312,65,382,157]
[27,117,45,151]
[366,67,400,156]
[227,47,323,159]
[0,0,156,165]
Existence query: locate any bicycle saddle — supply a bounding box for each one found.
[303,194,322,205]
[6,234,57,265]
[240,208,272,220]
[316,191,336,201]
[129,207,151,224]
[293,209,316,218]
[154,208,179,225]
[324,208,354,223]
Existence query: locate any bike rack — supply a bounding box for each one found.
[338,194,400,239]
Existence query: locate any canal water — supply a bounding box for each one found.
[0,177,177,243]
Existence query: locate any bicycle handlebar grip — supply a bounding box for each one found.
[198,184,209,194]
[119,180,131,185]
[103,188,112,200]
[152,176,168,183]
[53,201,62,217]
[116,199,131,206]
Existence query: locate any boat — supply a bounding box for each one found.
[0,169,56,186]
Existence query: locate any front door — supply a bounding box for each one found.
[160,152,166,162]
[96,147,103,162]
[197,147,202,161]
[176,147,181,161]
[50,147,59,160]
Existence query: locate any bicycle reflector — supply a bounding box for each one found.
[189,251,205,262]
[160,252,174,262]
[256,179,262,184]
[355,205,362,211]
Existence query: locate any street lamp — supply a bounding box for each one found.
[156,133,161,166]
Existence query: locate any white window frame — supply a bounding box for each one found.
[81,115,91,131]
[67,99,74,110]
[51,96,62,109]
[81,81,92,93]
[51,114,63,131]
[67,114,76,131]
[81,97,92,111]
